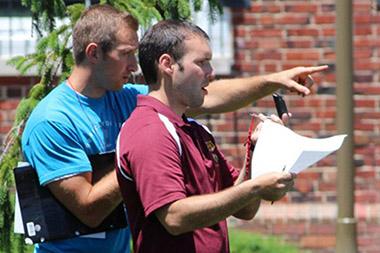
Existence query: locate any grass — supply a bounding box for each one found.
[229,229,301,253]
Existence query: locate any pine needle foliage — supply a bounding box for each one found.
[0,1,223,252]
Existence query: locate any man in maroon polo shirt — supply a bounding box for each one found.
[116,20,296,253]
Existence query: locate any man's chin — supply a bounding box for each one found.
[110,82,125,91]
[189,100,205,109]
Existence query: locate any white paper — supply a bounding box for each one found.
[14,192,25,234]
[14,162,30,234]
[251,120,346,178]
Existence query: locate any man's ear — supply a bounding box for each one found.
[158,54,174,75]
[85,43,100,63]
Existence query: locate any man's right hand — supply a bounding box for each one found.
[252,171,296,202]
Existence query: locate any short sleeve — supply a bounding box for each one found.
[22,121,92,185]
[119,121,186,217]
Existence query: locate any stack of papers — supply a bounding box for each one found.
[251,120,347,179]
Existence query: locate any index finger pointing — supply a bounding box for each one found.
[305,65,329,74]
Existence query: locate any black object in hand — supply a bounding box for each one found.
[272,93,288,118]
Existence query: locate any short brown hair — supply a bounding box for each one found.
[139,20,209,85]
[73,4,138,65]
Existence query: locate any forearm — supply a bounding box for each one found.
[155,180,261,235]
[233,198,261,220]
[48,170,122,228]
[188,65,328,117]
[232,151,261,219]
[84,170,122,225]
[188,75,277,116]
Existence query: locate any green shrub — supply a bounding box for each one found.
[229,229,300,253]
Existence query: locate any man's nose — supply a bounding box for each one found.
[207,66,215,82]
[127,54,138,72]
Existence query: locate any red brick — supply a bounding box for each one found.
[325,99,336,107]
[285,40,313,48]
[354,49,373,59]
[234,51,246,61]
[323,50,336,60]
[285,51,321,61]
[356,170,376,179]
[284,4,318,13]
[6,110,16,122]
[263,4,282,13]
[294,179,314,193]
[232,14,255,25]
[353,3,372,13]
[371,16,380,24]
[300,235,336,248]
[355,191,379,203]
[256,38,282,49]
[233,63,258,73]
[321,28,336,36]
[237,39,259,49]
[354,25,372,36]
[354,122,375,131]
[250,3,282,13]
[355,99,376,108]
[309,224,335,235]
[288,99,305,107]
[0,125,11,134]
[250,29,283,37]
[315,110,335,118]
[354,134,371,145]
[277,15,310,25]
[287,28,319,37]
[215,122,233,132]
[315,15,335,24]
[273,223,307,235]
[366,224,380,234]
[258,16,275,26]
[264,63,278,72]
[355,15,372,24]
[355,38,380,48]
[233,27,246,37]
[318,182,337,192]
[357,112,380,119]
[297,171,321,180]
[321,4,335,13]
[355,86,380,95]
[252,51,282,60]
[306,98,323,107]
[241,14,256,25]
[0,100,20,110]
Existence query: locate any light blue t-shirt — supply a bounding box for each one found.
[22,81,148,253]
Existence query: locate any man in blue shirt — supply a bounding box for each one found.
[22,4,327,253]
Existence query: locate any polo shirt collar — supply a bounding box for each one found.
[136,95,188,127]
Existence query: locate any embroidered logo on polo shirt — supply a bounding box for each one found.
[205,140,215,152]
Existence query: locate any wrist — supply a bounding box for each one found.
[262,73,281,91]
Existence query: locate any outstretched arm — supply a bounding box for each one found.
[188,65,328,116]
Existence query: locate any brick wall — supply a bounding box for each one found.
[0,77,37,146]
[199,1,380,252]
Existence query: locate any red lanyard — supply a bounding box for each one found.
[244,116,256,179]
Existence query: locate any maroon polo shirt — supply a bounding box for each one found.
[117,95,239,253]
